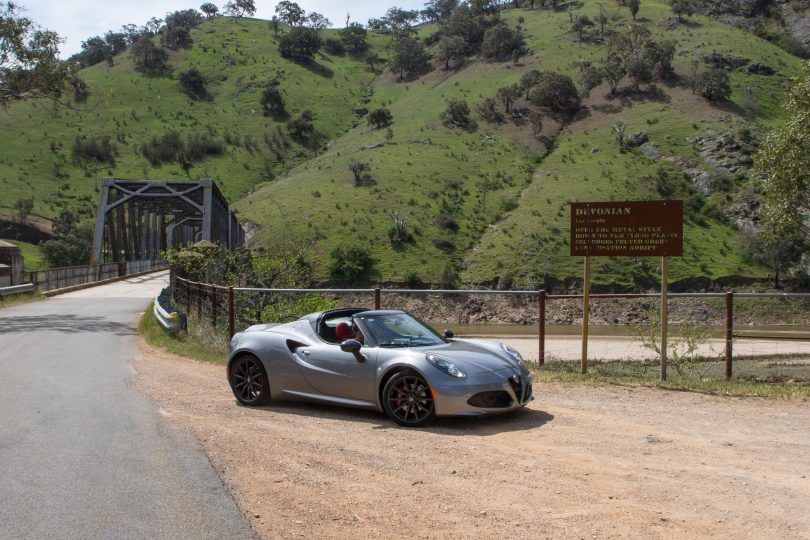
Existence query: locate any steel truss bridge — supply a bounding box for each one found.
[91,178,244,264]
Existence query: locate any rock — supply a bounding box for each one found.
[639,142,662,160]
[355,107,368,116]
[627,131,648,148]
[735,156,754,167]
[590,147,599,153]
[747,63,775,75]
[692,171,716,196]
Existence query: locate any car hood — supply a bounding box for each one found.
[422,339,520,374]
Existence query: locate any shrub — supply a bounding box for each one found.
[367,108,393,128]
[432,235,455,252]
[435,213,459,231]
[475,98,503,122]
[481,24,524,61]
[694,69,731,101]
[279,27,322,63]
[178,68,206,96]
[72,135,116,165]
[261,293,337,323]
[323,38,345,55]
[328,245,375,283]
[528,71,581,113]
[440,99,474,129]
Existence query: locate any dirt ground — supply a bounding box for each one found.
[132,340,810,539]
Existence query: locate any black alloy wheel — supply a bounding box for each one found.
[383,371,436,427]
[229,355,271,406]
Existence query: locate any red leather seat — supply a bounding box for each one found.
[335,322,352,342]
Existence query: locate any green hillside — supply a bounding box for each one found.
[0,2,804,287]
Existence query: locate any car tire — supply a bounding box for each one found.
[229,354,271,406]
[382,371,436,427]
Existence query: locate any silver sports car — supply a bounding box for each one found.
[227,308,533,427]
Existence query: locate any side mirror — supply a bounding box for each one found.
[444,329,454,339]
[340,339,365,362]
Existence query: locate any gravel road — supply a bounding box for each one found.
[133,341,810,539]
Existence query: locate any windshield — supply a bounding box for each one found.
[356,313,446,348]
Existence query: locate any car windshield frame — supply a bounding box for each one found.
[354,312,447,348]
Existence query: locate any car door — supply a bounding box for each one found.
[295,342,377,402]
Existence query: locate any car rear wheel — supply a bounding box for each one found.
[382,371,436,427]
[229,354,271,406]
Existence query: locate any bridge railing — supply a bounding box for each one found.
[27,259,167,293]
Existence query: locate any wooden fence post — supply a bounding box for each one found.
[538,290,546,366]
[374,287,381,310]
[725,291,734,380]
[228,287,235,339]
[212,287,218,327]
[197,283,203,319]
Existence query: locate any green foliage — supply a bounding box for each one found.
[441,99,474,129]
[224,0,256,18]
[480,24,524,61]
[328,245,375,283]
[527,71,581,113]
[141,131,224,166]
[338,23,368,54]
[13,197,33,223]
[436,35,466,70]
[260,85,285,117]
[694,69,731,101]
[287,109,315,141]
[178,68,207,97]
[755,61,810,283]
[41,209,92,267]
[635,304,719,378]
[279,26,322,63]
[274,1,305,26]
[200,3,218,18]
[72,134,117,165]
[260,293,337,323]
[368,107,393,128]
[390,36,430,80]
[0,3,74,107]
[130,37,169,73]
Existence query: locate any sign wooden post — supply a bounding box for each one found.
[661,256,668,381]
[581,256,590,374]
[570,200,683,378]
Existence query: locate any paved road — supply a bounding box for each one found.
[0,272,254,540]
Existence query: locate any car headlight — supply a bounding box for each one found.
[500,343,524,366]
[426,354,466,378]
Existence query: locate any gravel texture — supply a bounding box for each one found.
[133,341,810,539]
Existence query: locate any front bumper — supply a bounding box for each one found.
[431,368,534,417]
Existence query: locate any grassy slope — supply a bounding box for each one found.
[462,2,801,287]
[0,239,47,270]
[238,1,801,285]
[0,4,802,286]
[0,17,374,221]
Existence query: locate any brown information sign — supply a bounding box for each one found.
[570,200,683,257]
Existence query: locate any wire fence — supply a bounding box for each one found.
[173,277,810,382]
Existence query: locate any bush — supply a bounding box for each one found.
[141,131,223,166]
[367,108,393,128]
[323,38,345,55]
[328,245,375,283]
[475,98,503,122]
[481,24,524,61]
[178,68,206,96]
[279,27,322,63]
[261,293,337,323]
[528,71,581,113]
[441,99,474,129]
[130,37,169,73]
[432,235,455,252]
[435,213,459,231]
[72,135,116,165]
[694,69,731,101]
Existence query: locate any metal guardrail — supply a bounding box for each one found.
[153,287,187,333]
[0,283,34,297]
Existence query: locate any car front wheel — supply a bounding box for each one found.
[229,354,271,406]
[382,371,436,427]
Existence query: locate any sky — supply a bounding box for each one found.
[19,0,425,57]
